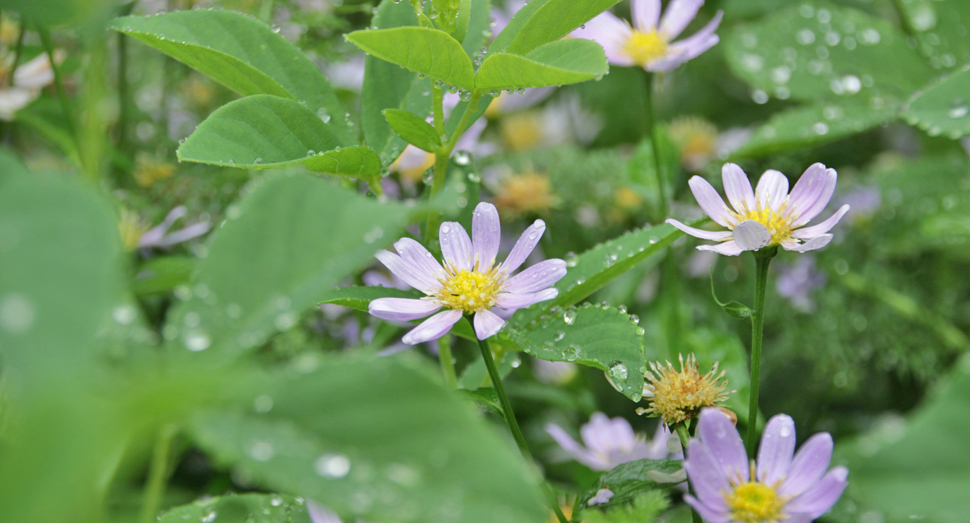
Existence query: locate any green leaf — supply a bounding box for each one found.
[732,98,900,158]
[177,95,381,178]
[487,0,551,56]
[188,356,547,523]
[453,0,474,43]
[460,387,504,416]
[346,27,476,91]
[504,304,645,402]
[578,491,669,523]
[431,0,463,36]
[159,494,311,523]
[132,256,195,297]
[723,2,935,102]
[317,286,421,312]
[710,270,755,320]
[164,173,431,356]
[110,10,355,145]
[503,0,620,55]
[2,0,116,26]
[384,109,443,152]
[475,38,608,91]
[896,0,970,70]
[575,459,684,511]
[902,66,970,139]
[362,0,433,167]
[841,354,970,523]
[461,0,492,58]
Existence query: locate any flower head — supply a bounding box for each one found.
[572,0,723,72]
[493,169,557,218]
[684,408,848,523]
[0,51,61,121]
[368,202,566,344]
[637,353,732,426]
[546,412,676,471]
[666,163,851,256]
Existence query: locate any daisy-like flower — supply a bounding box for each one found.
[684,408,848,523]
[636,353,733,426]
[666,163,851,256]
[368,202,567,344]
[572,0,723,72]
[546,412,676,471]
[0,51,60,121]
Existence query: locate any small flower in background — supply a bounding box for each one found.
[837,184,881,227]
[137,206,212,250]
[666,163,851,256]
[684,408,848,523]
[489,0,527,38]
[119,209,151,252]
[637,353,732,426]
[499,94,603,151]
[667,116,751,173]
[492,168,557,218]
[533,358,578,385]
[392,113,494,186]
[572,0,723,72]
[321,54,366,92]
[133,153,177,187]
[368,202,566,344]
[776,256,826,313]
[484,86,554,119]
[0,50,63,121]
[546,412,676,471]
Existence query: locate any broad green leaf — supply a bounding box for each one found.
[504,0,620,55]
[461,0,493,58]
[453,0,474,43]
[177,95,381,178]
[841,354,970,523]
[111,10,355,145]
[724,2,935,102]
[458,344,523,390]
[346,27,476,91]
[189,356,547,523]
[164,173,432,356]
[896,0,970,70]
[503,304,646,402]
[132,256,195,297]
[384,109,443,152]
[487,0,551,56]
[2,0,117,26]
[732,98,900,158]
[159,494,311,523]
[317,286,421,312]
[475,38,608,91]
[575,459,684,511]
[902,66,970,139]
[362,0,433,167]
[432,0,463,37]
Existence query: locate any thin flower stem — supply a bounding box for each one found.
[9,20,26,87]
[473,319,569,523]
[432,84,445,134]
[437,335,458,389]
[642,72,667,219]
[672,423,702,523]
[139,424,178,523]
[746,248,776,456]
[37,25,79,155]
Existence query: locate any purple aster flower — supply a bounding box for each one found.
[776,256,826,313]
[572,0,723,72]
[546,412,676,471]
[368,202,566,344]
[684,408,848,523]
[666,163,851,256]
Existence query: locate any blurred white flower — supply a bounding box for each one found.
[0,51,62,121]
[546,412,674,471]
[138,206,211,250]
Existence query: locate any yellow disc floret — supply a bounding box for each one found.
[622,29,669,67]
[434,264,505,313]
[637,353,732,425]
[495,170,556,218]
[730,200,795,246]
[726,464,788,523]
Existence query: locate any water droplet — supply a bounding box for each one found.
[563,310,577,325]
[249,440,275,461]
[608,361,628,381]
[315,454,351,478]
[184,331,211,351]
[813,122,829,135]
[553,331,565,342]
[0,294,34,333]
[562,345,579,361]
[254,395,274,413]
[112,305,136,325]
[948,98,968,118]
[454,151,471,166]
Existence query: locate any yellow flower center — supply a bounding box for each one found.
[637,354,732,425]
[726,468,788,523]
[622,29,669,67]
[434,264,505,313]
[501,111,544,151]
[730,201,795,246]
[393,149,436,183]
[495,170,556,217]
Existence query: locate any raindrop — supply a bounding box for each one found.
[553,331,565,341]
[608,361,629,381]
[184,331,211,352]
[563,310,577,325]
[562,346,579,361]
[948,99,968,119]
[317,108,331,123]
[316,454,351,478]
[254,395,274,413]
[454,151,471,165]
[113,305,136,325]
[249,440,275,461]
[813,122,829,135]
[0,294,34,333]
[751,90,769,104]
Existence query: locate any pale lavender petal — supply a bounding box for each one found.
[755,169,790,211]
[697,408,748,482]
[792,205,850,239]
[684,495,730,523]
[782,515,814,523]
[394,238,445,288]
[697,240,743,256]
[402,309,462,344]
[683,439,732,511]
[722,163,756,213]
[494,288,558,310]
[587,488,615,506]
[499,219,546,274]
[659,0,704,39]
[785,466,848,518]
[688,176,733,227]
[503,259,567,293]
[732,220,772,251]
[440,221,473,271]
[781,234,832,253]
[666,218,733,241]
[473,308,506,339]
[646,423,673,460]
[369,298,441,321]
[307,502,343,523]
[756,414,796,485]
[546,423,604,469]
[788,163,837,227]
[573,12,636,67]
[581,413,636,456]
[779,433,833,498]
[632,0,661,31]
[375,250,440,292]
[156,222,211,247]
[663,12,722,62]
[472,202,501,269]
[646,51,693,72]
[138,206,187,247]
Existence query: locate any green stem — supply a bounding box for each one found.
[36,25,78,154]
[437,335,458,389]
[746,248,775,456]
[473,319,569,523]
[642,72,667,220]
[9,20,26,87]
[139,424,178,523]
[673,423,702,523]
[432,84,445,134]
